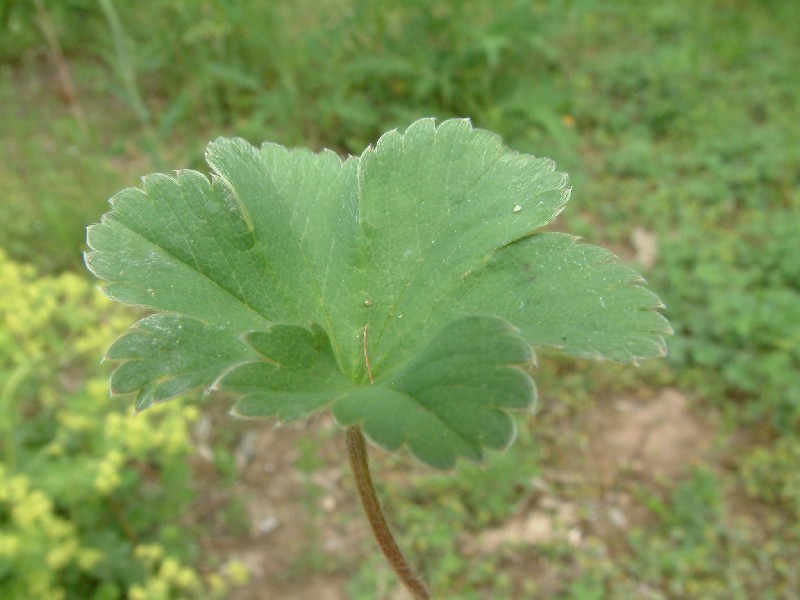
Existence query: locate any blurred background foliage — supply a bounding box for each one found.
[1,0,798,598]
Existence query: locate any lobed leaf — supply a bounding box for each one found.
[333,316,534,469]
[86,118,670,468]
[106,314,254,411]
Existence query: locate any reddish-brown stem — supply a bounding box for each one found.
[347,325,429,597]
[346,426,430,599]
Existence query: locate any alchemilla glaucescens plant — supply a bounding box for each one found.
[86,118,670,598]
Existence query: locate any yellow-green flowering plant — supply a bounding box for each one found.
[0,249,246,600]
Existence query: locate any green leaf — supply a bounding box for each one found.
[333,316,534,469]
[456,232,669,362]
[105,314,254,411]
[86,118,670,468]
[221,316,533,469]
[221,324,354,421]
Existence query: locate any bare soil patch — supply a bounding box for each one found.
[194,388,717,599]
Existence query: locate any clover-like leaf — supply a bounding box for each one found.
[86,118,670,468]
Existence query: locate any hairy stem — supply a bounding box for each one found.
[346,426,430,599]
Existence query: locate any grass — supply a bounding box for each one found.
[2,0,799,597]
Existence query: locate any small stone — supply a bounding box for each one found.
[257,515,279,535]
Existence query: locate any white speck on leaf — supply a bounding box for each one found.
[513,204,522,213]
